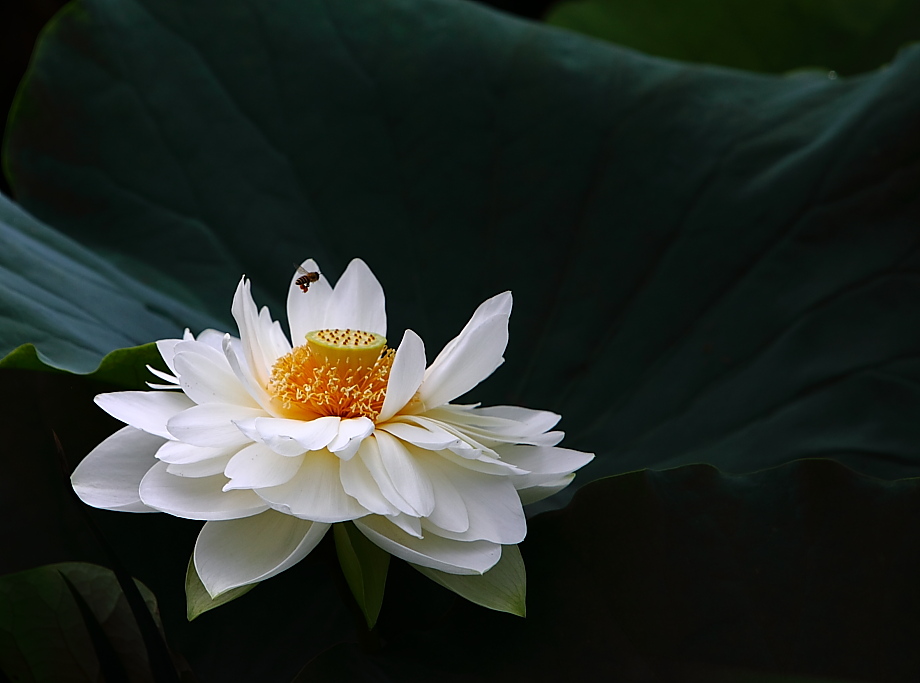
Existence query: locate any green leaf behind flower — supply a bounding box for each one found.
[0,192,220,388]
[411,543,526,618]
[184,557,257,622]
[334,522,390,629]
[5,0,920,502]
[544,0,920,75]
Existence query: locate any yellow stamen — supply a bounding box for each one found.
[269,329,393,420]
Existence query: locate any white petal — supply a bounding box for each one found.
[378,420,463,451]
[261,306,293,361]
[234,416,340,456]
[354,516,501,575]
[287,258,334,344]
[517,475,576,505]
[195,328,229,350]
[415,453,469,534]
[155,441,241,465]
[497,445,595,478]
[437,447,525,476]
[393,416,529,475]
[158,331,228,377]
[146,365,179,385]
[476,405,561,432]
[173,338,232,365]
[96,391,195,439]
[166,454,233,478]
[429,404,563,446]
[231,277,283,389]
[222,334,276,412]
[156,338,183,374]
[418,292,512,408]
[394,415,489,452]
[71,426,163,512]
[377,329,426,423]
[223,443,304,490]
[139,461,269,520]
[322,259,386,336]
[444,423,563,449]
[166,403,264,448]
[498,446,593,503]
[412,447,525,544]
[374,431,435,517]
[339,453,400,516]
[174,348,257,408]
[353,435,417,516]
[327,417,375,460]
[256,450,369,523]
[387,513,423,539]
[194,510,330,597]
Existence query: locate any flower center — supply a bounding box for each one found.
[269,329,394,420]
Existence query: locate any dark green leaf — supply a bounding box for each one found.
[184,557,256,622]
[312,460,920,682]
[545,0,920,75]
[0,562,163,683]
[334,522,389,629]
[0,192,219,387]
[411,544,526,617]
[5,0,920,502]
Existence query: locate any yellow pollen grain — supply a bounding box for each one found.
[268,329,393,420]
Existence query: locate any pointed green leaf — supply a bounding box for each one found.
[185,557,257,621]
[334,522,389,629]
[412,544,526,617]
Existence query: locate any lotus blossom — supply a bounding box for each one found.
[72,259,593,598]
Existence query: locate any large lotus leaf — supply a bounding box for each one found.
[302,459,920,682]
[0,192,219,387]
[5,0,920,500]
[545,0,920,75]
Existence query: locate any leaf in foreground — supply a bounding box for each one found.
[0,562,166,682]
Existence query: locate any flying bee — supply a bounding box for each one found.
[294,265,320,293]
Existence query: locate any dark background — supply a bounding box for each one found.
[3,2,920,682]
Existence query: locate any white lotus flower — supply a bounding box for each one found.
[72,259,593,598]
